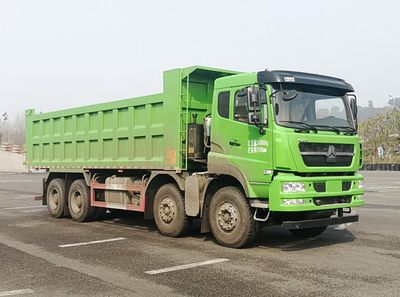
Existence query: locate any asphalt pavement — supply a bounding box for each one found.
[0,171,399,297]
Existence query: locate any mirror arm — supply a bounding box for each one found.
[252,101,266,135]
[257,87,268,135]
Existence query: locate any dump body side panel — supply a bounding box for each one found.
[25,94,171,169]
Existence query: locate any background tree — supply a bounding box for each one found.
[0,112,24,145]
[359,108,400,163]
[0,112,8,142]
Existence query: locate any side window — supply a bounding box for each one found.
[217,91,230,119]
[234,90,249,123]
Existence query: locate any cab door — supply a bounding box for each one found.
[228,86,273,183]
[210,86,273,186]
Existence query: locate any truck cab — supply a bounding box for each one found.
[205,69,364,244]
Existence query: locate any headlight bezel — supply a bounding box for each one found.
[282,182,306,193]
[281,199,306,206]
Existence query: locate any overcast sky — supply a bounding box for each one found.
[1,0,399,118]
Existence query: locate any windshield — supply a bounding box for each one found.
[272,84,354,131]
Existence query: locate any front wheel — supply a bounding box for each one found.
[289,226,327,238]
[209,186,258,248]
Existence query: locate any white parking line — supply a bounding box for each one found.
[21,209,47,213]
[2,206,45,210]
[334,223,352,230]
[0,289,34,296]
[145,258,230,275]
[0,179,33,183]
[366,186,400,190]
[58,237,126,248]
[0,196,34,200]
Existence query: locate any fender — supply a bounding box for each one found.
[145,171,188,191]
[207,157,249,197]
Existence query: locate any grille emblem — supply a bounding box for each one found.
[326,145,337,162]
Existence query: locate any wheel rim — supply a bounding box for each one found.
[217,202,239,232]
[48,188,59,210]
[159,197,176,224]
[70,190,83,214]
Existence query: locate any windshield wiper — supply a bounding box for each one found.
[279,121,318,133]
[333,126,357,134]
[307,124,340,135]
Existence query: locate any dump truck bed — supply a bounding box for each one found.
[25,66,239,170]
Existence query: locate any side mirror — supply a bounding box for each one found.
[348,94,358,127]
[248,88,267,135]
[247,86,261,112]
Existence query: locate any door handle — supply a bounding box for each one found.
[229,140,241,146]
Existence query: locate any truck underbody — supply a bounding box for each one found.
[38,166,362,248]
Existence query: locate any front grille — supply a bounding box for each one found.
[313,196,352,206]
[299,143,354,167]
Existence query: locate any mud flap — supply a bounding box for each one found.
[184,175,202,216]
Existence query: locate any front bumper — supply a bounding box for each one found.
[269,172,365,212]
[282,214,359,229]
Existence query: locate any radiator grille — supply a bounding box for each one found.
[299,143,354,167]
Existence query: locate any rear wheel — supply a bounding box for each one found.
[68,179,96,222]
[289,226,327,238]
[153,184,189,237]
[46,178,66,218]
[209,186,258,248]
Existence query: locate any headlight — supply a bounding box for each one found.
[358,180,364,189]
[282,182,305,193]
[282,199,306,206]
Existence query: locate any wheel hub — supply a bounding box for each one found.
[217,202,238,231]
[71,191,83,213]
[159,197,176,223]
[49,189,59,210]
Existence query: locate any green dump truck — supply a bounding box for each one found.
[25,66,365,248]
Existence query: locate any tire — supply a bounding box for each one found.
[68,179,96,222]
[209,186,258,248]
[289,226,327,238]
[46,178,66,218]
[153,183,189,237]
